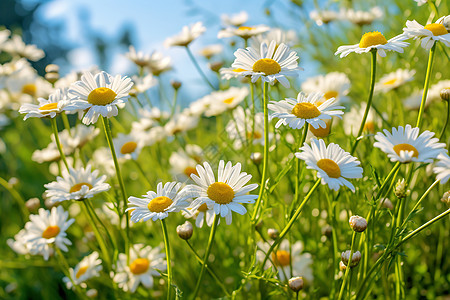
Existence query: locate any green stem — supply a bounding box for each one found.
[132,160,152,189]
[251,82,269,223]
[61,113,71,133]
[161,219,172,300]
[439,100,450,140]
[401,179,439,228]
[101,116,130,263]
[0,176,29,220]
[170,89,179,117]
[291,124,309,214]
[54,247,88,299]
[338,232,357,300]
[351,50,377,155]
[185,46,215,90]
[50,118,69,170]
[192,214,219,299]
[416,43,436,128]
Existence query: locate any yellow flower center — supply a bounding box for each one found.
[359,31,387,48]
[76,266,89,279]
[246,131,262,139]
[207,182,234,204]
[223,97,235,104]
[317,158,341,178]
[272,250,291,267]
[324,91,338,100]
[129,258,150,275]
[87,87,117,105]
[42,225,60,239]
[383,78,397,86]
[184,166,198,178]
[70,182,93,193]
[120,141,138,154]
[198,203,208,212]
[424,23,448,36]
[309,123,331,137]
[364,121,375,132]
[39,103,58,111]
[22,84,37,96]
[291,102,321,119]
[147,196,173,213]
[238,26,255,31]
[252,58,281,75]
[233,68,246,73]
[393,143,419,158]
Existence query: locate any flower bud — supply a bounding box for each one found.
[349,215,367,232]
[394,179,410,199]
[45,72,60,84]
[208,61,223,73]
[341,250,362,267]
[8,177,19,186]
[440,88,450,102]
[288,276,304,292]
[380,198,394,210]
[250,152,263,164]
[171,80,182,90]
[441,191,450,204]
[25,197,40,212]
[339,260,347,271]
[267,228,279,240]
[322,225,332,237]
[45,64,59,74]
[177,221,193,240]
[86,289,98,298]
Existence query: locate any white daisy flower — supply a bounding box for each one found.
[146,51,172,76]
[44,165,110,204]
[127,181,189,222]
[433,152,450,184]
[2,35,45,61]
[375,69,415,93]
[225,106,268,149]
[218,25,270,40]
[32,144,66,164]
[295,139,363,191]
[335,31,409,58]
[373,125,446,163]
[402,20,450,50]
[428,80,450,102]
[7,229,30,256]
[258,240,313,282]
[309,10,341,26]
[62,124,101,149]
[113,133,144,161]
[164,111,199,136]
[63,252,103,290]
[343,103,380,136]
[344,7,383,26]
[182,160,258,225]
[230,40,302,88]
[183,203,216,228]
[113,244,166,293]
[301,72,350,104]
[164,22,206,47]
[126,46,152,67]
[66,71,133,125]
[0,29,10,47]
[198,44,223,59]
[268,92,344,130]
[19,88,69,120]
[414,0,427,6]
[221,11,248,27]
[23,206,75,260]
[201,86,248,117]
[250,28,298,49]
[130,74,157,95]
[90,147,116,177]
[169,149,201,181]
[219,67,249,80]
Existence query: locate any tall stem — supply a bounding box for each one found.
[251,82,269,223]
[439,100,450,140]
[351,50,377,155]
[50,118,69,170]
[185,46,215,90]
[338,231,357,300]
[416,43,436,128]
[192,214,219,299]
[161,219,172,300]
[54,247,88,299]
[101,116,130,263]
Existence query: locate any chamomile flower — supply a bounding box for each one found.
[2,35,45,61]
[67,71,133,125]
[183,203,216,228]
[19,88,68,120]
[437,15,450,32]
[218,25,270,40]
[126,46,152,67]
[202,86,248,117]
[44,165,110,204]
[63,252,102,290]
[113,133,143,161]
[182,160,258,225]
[164,111,199,136]
[335,31,409,58]
[402,20,450,50]
[250,28,298,49]
[164,22,206,47]
[169,148,200,181]
[433,152,450,184]
[7,229,30,256]
[113,244,166,293]
[344,7,383,26]
[295,139,363,191]
[130,74,157,95]
[373,125,446,163]
[23,206,75,260]
[146,51,172,76]
[343,103,380,136]
[301,72,350,104]
[309,10,341,26]
[375,69,415,93]
[226,106,267,149]
[127,182,189,222]
[198,44,223,59]
[231,40,302,88]
[428,80,450,102]
[221,11,248,27]
[268,92,344,130]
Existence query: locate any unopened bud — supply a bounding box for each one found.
[45,64,59,74]
[25,198,40,212]
[171,80,182,90]
[208,61,223,73]
[341,250,362,267]
[8,177,19,186]
[339,260,347,271]
[349,215,367,232]
[394,179,410,199]
[441,191,450,204]
[86,289,98,298]
[440,88,450,102]
[251,152,263,164]
[267,228,279,239]
[44,198,59,209]
[288,276,304,292]
[380,198,394,210]
[45,72,59,84]
[177,221,193,240]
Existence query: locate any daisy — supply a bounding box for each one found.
[375,69,415,93]
[44,165,110,204]
[428,80,450,102]
[164,22,206,47]
[343,103,380,136]
[2,35,45,61]
[258,240,313,282]
[268,92,344,130]
[127,181,189,222]
[295,139,363,191]
[19,88,68,120]
[125,46,152,67]
[437,15,450,32]
[434,152,450,184]
[231,40,302,88]
[309,10,341,26]
[63,252,103,290]
[145,51,172,76]
[183,203,216,228]
[201,86,248,117]
[130,74,157,95]
[32,144,66,164]
[218,25,270,40]
[66,71,133,125]
[221,11,248,27]
[226,106,267,149]
[182,160,258,225]
[402,20,450,50]
[301,72,350,104]
[335,31,409,58]
[23,206,75,260]
[164,110,199,136]
[307,119,332,139]
[198,44,223,59]
[373,125,446,163]
[169,148,201,181]
[0,29,10,48]
[344,7,383,26]
[414,0,427,6]
[7,229,30,256]
[250,28,298,49]
[113,133,143,161]
[113,243,166,293]
[62,124,101,149]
